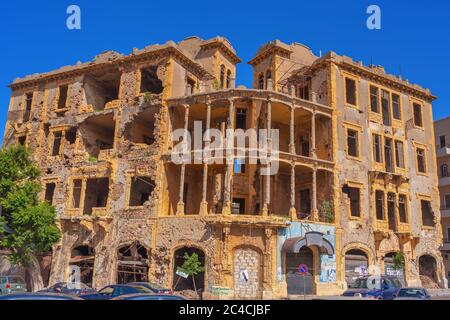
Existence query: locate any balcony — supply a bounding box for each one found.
[437,145,450,158]
[439,176,450,187]
[442,208,450,218]
[441,241,450,252]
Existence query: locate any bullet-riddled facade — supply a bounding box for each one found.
[2,36,446,298]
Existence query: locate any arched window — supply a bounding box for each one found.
[258,73,264,89]
[220,65,226,89]
[226,70,232,88]
[265,70,272,90]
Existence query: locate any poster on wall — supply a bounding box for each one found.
[320,255,337,282]
[239,269,249,284]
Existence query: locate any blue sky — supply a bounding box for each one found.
[1,0,449,145]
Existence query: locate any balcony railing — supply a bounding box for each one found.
[441,207,450,218]
[439,176,450,187]
[437,144,450,157]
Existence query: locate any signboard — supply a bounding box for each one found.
[298,264,308,275]
[211,286,231,297]
[239,269,249,284]
[176,269,189,279]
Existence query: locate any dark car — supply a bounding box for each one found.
[343,276,402,300]
[79,284,151,300]
[127,282,173,294]
[395,288,431,300]
[113,293,185,300]
[0,292,82,300]
[38,282,96,296]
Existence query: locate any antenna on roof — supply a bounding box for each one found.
[319,50,322,58]
[398,65,403,80]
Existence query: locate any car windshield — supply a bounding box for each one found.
[134,282,165,290]
[132,285,152,293]
[99,286,115,295]
[352,278,369,289]
[398,289,426,297]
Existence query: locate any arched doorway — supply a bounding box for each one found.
[419,255,438,288]
[233,247,262,299]
[172,247,205,292]
[384,252,406,285]
[70,246,95,286]
[117,242,149,284]
[344,249,369,287]
[286,247,315,295]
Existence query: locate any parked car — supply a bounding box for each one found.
[394,288,431,300]
[79,284,151,300]
[0,293,82,300]
[0,275,27,295]
[127,282,173,294]
[38,282,96,296]
[113,293,186,300]
[342,276,402,300]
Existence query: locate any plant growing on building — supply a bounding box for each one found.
[176,252,205,297]
[88,155,98,163]
[392,252,405,270]
[0,145,61,290]
[320,200,334,223]
[144,92,156,103]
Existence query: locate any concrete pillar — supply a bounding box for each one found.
[311,112,317,159]
[263,98,272,216]
[289,105,295,154]
[289,164,297,219]
[176,105,190,216]
[200,100,212,215]
[312,168,318,221]
[222,99,234,215]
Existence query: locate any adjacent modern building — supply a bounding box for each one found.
[436,116,450,285]
[2,36,446,298]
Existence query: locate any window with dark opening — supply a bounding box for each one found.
[72,179,82,208]
[384,138,393,172]
[52,131,63,156]
[44,183,56,206]
[392,93,401,120]
[226,70,231,88]
[83,178,109,215]
[300,189,311,216]
[413,103,423,127]
[345,186,361,218]
[395,140,405,168]
[300,135,310,157]
[187,78,196,94]
[258,73,264,89]
[417,148,426,173]
[220,65,226,89]
[445,194,450,209]
[129,176,154,207]
[421,200,434,227]
[235,109,247,130]
[376,190,385,220]
[345,78,357,106]
[373,134,382,163]
[441,164,449,178]
[297,84,310,100]
[370,86,379,113]
[18,136,27,146]
[265,70,272,90]
[140,66,163,94]
[58,85,68,110]
[232,198,246,214]
[347,129,359,157]
[381,90,391,126]
[65,128,77,145]
[440,135,446,149]
[399,194,408,223]
[387,193,396,231]
[23,93,33,122]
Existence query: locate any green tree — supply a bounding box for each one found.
[177,252,205,297]
[0,145,60,290]
[392,252,405,270]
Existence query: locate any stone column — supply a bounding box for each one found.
[311,111,317,158]
[312,167,318,221]
[177,104,190,216]
[222,98,234,215]
[289,164,296,219]
[289,105,296,154]
[200,99,212,215]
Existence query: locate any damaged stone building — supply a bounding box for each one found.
[2,36,446,298]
